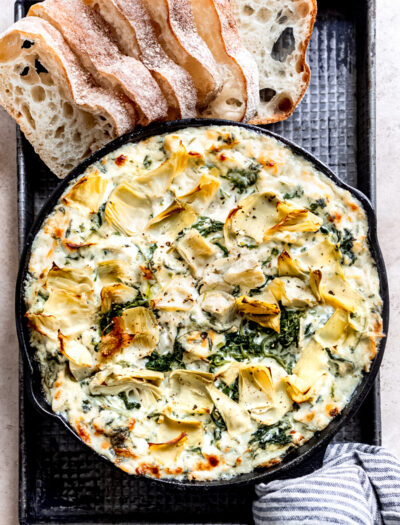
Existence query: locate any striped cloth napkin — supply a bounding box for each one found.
[253,443,400,524]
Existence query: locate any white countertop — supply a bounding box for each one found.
[0,1,399,522]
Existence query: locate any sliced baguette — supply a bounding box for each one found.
[142,0,222,109]
[232,0,317,124]
[83,0,197,120]
[28,0,168,125]
[0,17,136,178]
[191,0,259,122]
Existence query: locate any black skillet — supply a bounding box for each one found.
[15,118,389,489]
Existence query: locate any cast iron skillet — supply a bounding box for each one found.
[15,119,389,489]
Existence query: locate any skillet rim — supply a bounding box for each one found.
[15,118,389,489]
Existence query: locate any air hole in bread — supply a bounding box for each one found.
[260,88,277,103]
[34,58,48,75]
[63,102,73,118]
[277,96,293,113]
[22,40,34,49]
[271,28,295,62]
[278,15,288,24]
[243,5,254,15]
[31,85,46,103]
[73,131,81,143]
[15,86,22,96]
[55,125,65,138]
[22,104,35,130]
[257,8,272,22]
[226,98,243,108]
[20,66,29,77]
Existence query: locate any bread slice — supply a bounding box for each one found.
[28,0,168,125]
[142,0,222,109]
[232,0,317,124]
[191,0,259,122]
[0,17,136,178]
[83,0,197,120]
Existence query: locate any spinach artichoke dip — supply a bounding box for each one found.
[24,126,383,481]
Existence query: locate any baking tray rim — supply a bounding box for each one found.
[15,117,389,490]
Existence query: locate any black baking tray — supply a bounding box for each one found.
[16,0,379,523]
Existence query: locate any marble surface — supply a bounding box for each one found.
[0,1,398,523]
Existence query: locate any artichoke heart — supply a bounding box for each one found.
[268,277,317,308]
[89,365,163,407]
[148,432,187,465]
[156,411,204,448]
[223,256,265,289]
[224,192,279,245]
[284,339,328,403]
[146,200,197,242]
[201,291,236,322]
[178,173,220,214]
[277,249,304,277]
[299,237,341,272]
[97,259,132,285]
[236,288,281,331]
[236,294,280,316]
[206,384,251,435]
[265,201,322,239]
[151,276,196,311]
[62,171,107,214]
[46,264,94,297]
[214,361,241,386]
[129,157,176,199]
[239,365,292,426]
[121,306,159,352]
[100,284,138,313]
[314,309,349,347]
[175,229,216,277]
[168,370,214,414]
[239,365,275,410]
[310,270,363,313]
[58,331,93,368]
[41,289,95,337]
[105,182,152,236]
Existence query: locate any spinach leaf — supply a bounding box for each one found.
[221,378,239,402]
[309,198,326,213]
[320,224,356,265]
[339,228,356,265]
[250,420,292,449]
[99,292,148,335]
[212,240,229,256]
[143,155,152,169]
[146,338,185,372]
[192,216,224,237]
[118,392,141,410]
[221,162,261,193]
[283,186,304,200]
[208,308,302,373]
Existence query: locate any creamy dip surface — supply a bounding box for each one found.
[24,126,383,481]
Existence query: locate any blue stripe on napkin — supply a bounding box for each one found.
[253,443,400,524]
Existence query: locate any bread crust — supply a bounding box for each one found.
[85,0,197,119]
[29,0,168,125]
[0,17,136,177]
[194,0,259,122]
[143,0,222,109]
[248,0,317,125]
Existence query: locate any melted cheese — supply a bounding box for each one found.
[24,125,383,482]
